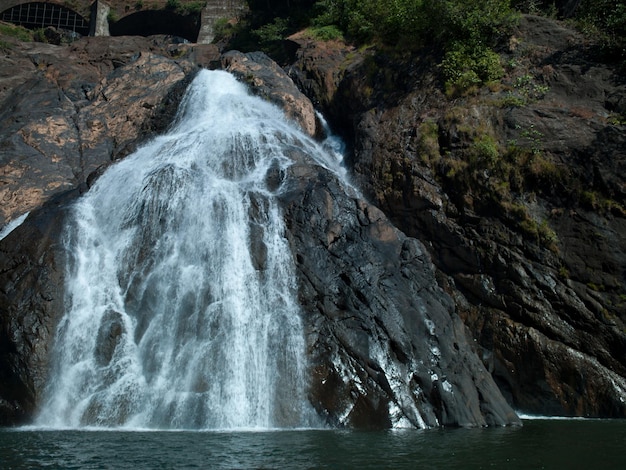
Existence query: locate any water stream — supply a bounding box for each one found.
[36,70,343,430]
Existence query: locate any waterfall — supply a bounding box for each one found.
[36,70,339,430]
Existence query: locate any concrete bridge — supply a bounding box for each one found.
[0,0,245,43]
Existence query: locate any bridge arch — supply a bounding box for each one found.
[0,1,90,35]
[109,10,201,43]
[0,1,247,42]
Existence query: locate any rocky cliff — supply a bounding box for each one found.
[1,13,625,426]
[288,14,626,417]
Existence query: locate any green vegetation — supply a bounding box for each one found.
[107,10,119,23]
[165,0,182,10]
[222,1,517,89]
[32,28,48,43]
[165,0,204,15]
[252,17,290,46]
[312,0,517,92]
[0,23,34,42]
[575,0,626,63]
[440,42,504,96]
[213,17,233,41]
[580,190,626,216]
[420,106,568,250]
[303,25,344,41]
[513,0,626,65]
[0,23,33,51]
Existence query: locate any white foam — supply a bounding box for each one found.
[0,212,29,241]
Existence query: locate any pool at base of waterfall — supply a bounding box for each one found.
[2,419,626,469]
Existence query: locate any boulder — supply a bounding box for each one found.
[221,50,320,138]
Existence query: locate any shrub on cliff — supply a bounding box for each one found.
[575,0,626,63]
[312,0,516,48]
[513,0,626,64]
[312,0,516,91]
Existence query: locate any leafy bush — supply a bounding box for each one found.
[165,0,181,10]
[182,1,205,15]
[306,25,344,41]
[252,17,290,45]
[576,0,626,62]
[441,42,504,95]
[313,0,516,92]
[213,18,232,41]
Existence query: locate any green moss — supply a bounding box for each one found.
[304,25,344,41]
[418,120,441,164]
[0,23,33,42]
[469,134,499,168]
[587,282,605,292]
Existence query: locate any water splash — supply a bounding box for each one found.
[36,70,342,430]
[0,212,30,241]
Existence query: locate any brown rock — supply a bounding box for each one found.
[221,50,319,137]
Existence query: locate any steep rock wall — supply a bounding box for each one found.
[288,15,626,417]
[0,36,520,427]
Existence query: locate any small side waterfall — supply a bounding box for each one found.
[36,70,339,430]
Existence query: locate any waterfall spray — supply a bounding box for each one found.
[36,70,343,430]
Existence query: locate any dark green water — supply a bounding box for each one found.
[2,419,626,469]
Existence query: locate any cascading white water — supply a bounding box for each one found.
[36,70,343,430]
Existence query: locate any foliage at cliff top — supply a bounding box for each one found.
[231,1,517,91]
[512,0,626,64]
[571,0,626,62]
[312,0,516,49]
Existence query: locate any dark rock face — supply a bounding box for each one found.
[0,35,521,427]
[0,35,213,425]
[289,15,626,418]
[279,159,520,427]
[0,192,72,424]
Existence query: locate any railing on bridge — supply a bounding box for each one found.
[0,0,246,42]
[1,2,89,35]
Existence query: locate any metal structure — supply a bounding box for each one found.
[0,0,246,42]
[0,2,89,35]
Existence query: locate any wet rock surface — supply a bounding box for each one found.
[0,192,72,424]
[0,35,208,425]
[221,50,320,137]
[0,35,519,427]
[2,13,626,425]
[280,159,520,427]
[289,14,626,417]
